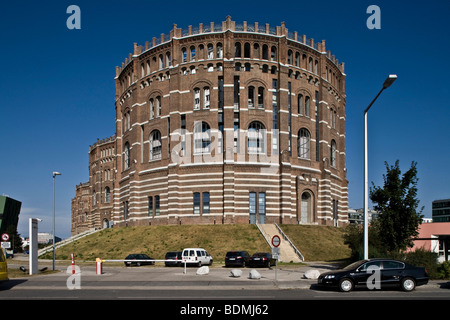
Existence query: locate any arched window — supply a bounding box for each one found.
[253,43,260,59]
[124,142,130,170]
[244,43,251,58]
[257,87,264,108]
[330,140,337,168]
[271,46,277,61]
[149,98,154,119]
[206,43,213,59]
[203,86,210,109]
[216,43,223,58]
[305,96,310,117]
[262,44,268,60]
[287,50,293,65]
[190,46,196,61]
[105,187,111,203]
[194,88,200,110]
[298,129,311,159]
[235,42,241,57]
[248,86,255,108]
[248,121,266,154]
[150,130,162,160]
[182,48,187,63]
[194,122,211,154]
[166,52,171,67]
[298,94,304,115]
[155,96,161,117]
[159,54,164,69]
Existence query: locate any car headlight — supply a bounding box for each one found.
[324,275,335,279]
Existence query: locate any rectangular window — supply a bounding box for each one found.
[194,88,200,110]
[148,196,153,216]
[234,76,240,110]
[202,192,210,214]
[155,195,160,216]
[194,192,200,214]
[218,76,224,110]
[258,192,266,224]
[181,114,186,156]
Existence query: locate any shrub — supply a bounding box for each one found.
[437,261,450,280]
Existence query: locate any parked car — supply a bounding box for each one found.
[165,251,182,267]
[248,252,276,268]
[317,259,429,292]
[124,254,155,267]
[0,249,8,281]
[225,251,250,267]
[181,248,213,266]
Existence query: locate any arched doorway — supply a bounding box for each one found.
[300,191,313,224]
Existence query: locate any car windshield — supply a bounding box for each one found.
[226,252,240,257]
[252,253,266,257]
[343,260,367,270]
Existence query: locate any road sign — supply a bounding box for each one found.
[1,233,9,241]
[272,247,280,259]
[1,242,11,249]
[271,235,281,247]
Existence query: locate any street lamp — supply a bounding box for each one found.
[363,75,397,260]
[52,171,61,271]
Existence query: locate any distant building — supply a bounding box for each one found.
[348,208,379,224]
[37,232,62,245]
[432,198,450,222]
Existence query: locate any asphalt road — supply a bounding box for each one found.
[1,263,448,318]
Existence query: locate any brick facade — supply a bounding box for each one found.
[71,17,348,236]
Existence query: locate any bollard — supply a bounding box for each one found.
[96,258,103,275]
[71,253,75,275]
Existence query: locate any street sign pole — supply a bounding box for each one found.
[271,235,281,281]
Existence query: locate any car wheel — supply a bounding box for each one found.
[401,277,416,292]
[338,278,354,292]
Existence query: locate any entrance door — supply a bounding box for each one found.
[249,192,266,224]
[300,192,311,223]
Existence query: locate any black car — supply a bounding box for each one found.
[318,259,429,292]
[124,254,155,267]
[248,252,276,268]
[225,251,250,267]
[165,251,182,267]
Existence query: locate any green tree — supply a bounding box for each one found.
[370,160,424,253]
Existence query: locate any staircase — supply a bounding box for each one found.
[256,224,304,262]
[38,228,100,256]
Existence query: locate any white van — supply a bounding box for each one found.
[182,248,213,266]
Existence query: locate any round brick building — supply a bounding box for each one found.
[71,17,348,235]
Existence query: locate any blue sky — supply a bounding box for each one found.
[1,1,449,239]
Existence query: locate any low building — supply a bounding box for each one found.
[411,222,450,262]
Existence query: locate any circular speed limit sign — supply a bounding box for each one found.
[1,233,9,241]
[271,235,281,247]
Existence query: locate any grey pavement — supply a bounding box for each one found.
[5,256,445,291]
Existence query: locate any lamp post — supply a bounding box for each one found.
[363,75,397,260]
[52,171,61,271]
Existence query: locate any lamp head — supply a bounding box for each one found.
[53,172,61,177]
[383,74,397,89]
